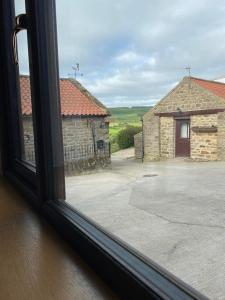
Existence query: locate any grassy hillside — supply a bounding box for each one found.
[108,106,151,152]
[109,106,150,124]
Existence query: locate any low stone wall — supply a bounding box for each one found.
[134,132,143,159]
[65,156,111,176]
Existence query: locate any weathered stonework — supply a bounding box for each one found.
[62,117,109,148]
[143,114,160,161]
[136,77,225,161]
[160,117,174,159]
[22,117,36,162]
[22,116,110,174]
[190,114,217,161]
[134,132,143,159]
[64,156,111,176]
[217,111,225,160]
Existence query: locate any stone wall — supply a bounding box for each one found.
[217,111,225,160]
[153,78,225,114]
[22,116,110,173]
[160,117,174,159]
[22,117,36,162]
[143,113,160,161]
[64,156,111,176]
[142,77,225,161]
[190,114,218,161]
[62,117,109,148]
[134,132,143,159]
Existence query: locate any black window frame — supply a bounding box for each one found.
[0,0,37,195]
[0,1,208,299]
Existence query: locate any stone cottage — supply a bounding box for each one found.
[20,76,110,174]
[135,76,225,161]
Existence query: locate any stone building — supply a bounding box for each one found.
[135,77,225,161]
[20,76,110,174]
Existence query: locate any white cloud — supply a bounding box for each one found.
[16,0,225,107]
[115,51,142,63]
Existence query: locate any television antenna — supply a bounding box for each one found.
[184,66,191,77]
[68,63,84,80]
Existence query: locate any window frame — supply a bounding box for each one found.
[0,0,37,194]
[0,0,208,299]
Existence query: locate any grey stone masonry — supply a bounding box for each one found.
[62,117,109,148]
[139,77,225,161]
[22,116,110,174]
[134,132,143,159]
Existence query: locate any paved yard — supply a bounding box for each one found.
[66,149,225,300]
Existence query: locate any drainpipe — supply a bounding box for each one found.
[91,120,97,157]
[141,117,144,163]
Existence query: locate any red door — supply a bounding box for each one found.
[175,119,190,157]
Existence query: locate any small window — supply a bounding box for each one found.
[180,122,190,138]
[100,121,107,129]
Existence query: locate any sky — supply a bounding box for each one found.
[16,0,225,107]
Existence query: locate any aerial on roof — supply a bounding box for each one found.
[20,76,109,117]
[192,77,225,100]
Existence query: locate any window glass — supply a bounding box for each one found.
[15,1,36,167]
[56,1,225,299]
[14,0,25,15]
[180,122,189,138]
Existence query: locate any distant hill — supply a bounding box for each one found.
[108,106,152,153]
[108,106,151,123]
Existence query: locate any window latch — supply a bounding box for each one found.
[12,14,27,65]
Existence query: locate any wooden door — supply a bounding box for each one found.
[175,119,190,157]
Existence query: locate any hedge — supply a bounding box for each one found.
[117,126,142,149]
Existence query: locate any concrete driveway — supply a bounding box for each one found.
[66,148,225,300]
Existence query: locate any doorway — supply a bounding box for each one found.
[175,119,190,157]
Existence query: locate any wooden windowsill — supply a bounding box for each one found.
[0,177,118,300]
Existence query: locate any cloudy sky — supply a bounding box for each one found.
[16,0,225,107]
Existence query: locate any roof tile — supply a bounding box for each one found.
[20,76,108,117]
[193,77,225,99]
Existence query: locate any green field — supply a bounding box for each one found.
[108,106,151,152]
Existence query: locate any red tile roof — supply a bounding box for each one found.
[20,76,108,116]
[192,77,225,99]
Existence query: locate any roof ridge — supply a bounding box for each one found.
[190,76,225,100]
[191,76,225,86]
[19,75,109,117]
